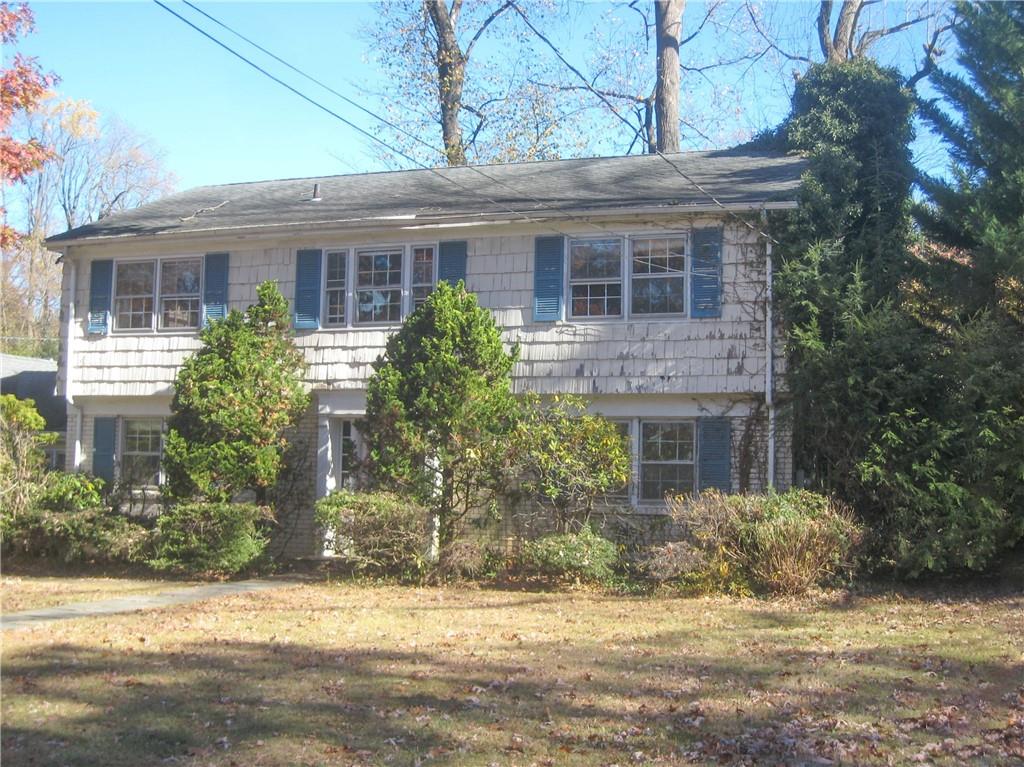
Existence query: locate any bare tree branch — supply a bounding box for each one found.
[464,0,513,58]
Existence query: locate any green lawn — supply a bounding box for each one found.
[2,581,1022,765]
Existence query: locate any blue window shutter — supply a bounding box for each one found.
[691,227,723,318]
[93,416,117,485]
[533,236,564,322]
[202,252,229,326]
[438,240,468,287]
[88,260,113,334]
[293,249,322,330]
[698,417,731,493]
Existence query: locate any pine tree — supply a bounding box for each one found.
[917,1,1024,304]
[163,282,310,503]
[361,281,519,555]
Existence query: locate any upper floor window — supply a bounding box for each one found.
[113,257,202,332]
[570,239,622,318]
[316,243,438,328]
[631,237,686,316]
[160,258,202,328]
[325,250,348,325]
[356,248,403,323]
[114,261,156,330]
[412,246,436,311]
[565,234,690,320]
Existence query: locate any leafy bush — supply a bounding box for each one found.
[512,394,631,532]
[36,472,105,513]
[667,489,861,596]
[150,502,272,576]
[517,526,620,585]
[0,395,56,526]
[315,490,428,578]
[640,540,706,583]
[4,507,151,564]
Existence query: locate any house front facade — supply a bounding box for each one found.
[48,150,804,556]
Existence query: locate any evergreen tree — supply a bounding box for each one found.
[361,281,519,556]
[917,0,1024,308]
[771,55,1024,575]
[163,282,310,503]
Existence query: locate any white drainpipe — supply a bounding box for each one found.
[762,209,776,490]
[63,254,82,471]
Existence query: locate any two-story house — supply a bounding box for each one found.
[47,149,804,556]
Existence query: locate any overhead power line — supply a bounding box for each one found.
[153,0,775,250]
[167,1,724,245]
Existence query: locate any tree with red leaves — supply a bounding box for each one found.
[1,2,57,249]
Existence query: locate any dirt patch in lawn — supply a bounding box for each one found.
[2,583,1022,766]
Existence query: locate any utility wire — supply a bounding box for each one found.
[508,1,779,243]
[173,0,719,245]
[151,0,582,241]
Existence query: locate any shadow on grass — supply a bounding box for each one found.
[3,602,1021,766]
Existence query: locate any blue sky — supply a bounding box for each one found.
[19,1,951,192]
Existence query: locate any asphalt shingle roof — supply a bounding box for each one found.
[47,149,806,244]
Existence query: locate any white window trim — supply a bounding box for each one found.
[316,241,439,330]
[566,237,625,321]
[563,231,693,323]
[118,416,166,489]
[637,418,697,504]
[111,255,204,334]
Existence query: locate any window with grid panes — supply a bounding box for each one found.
[631,237,686,316]
[114,261,156,330]
[355,249,403,323]
[159,258,202,329]
[122,419,163,487]
[411,246,435,310]
[325,250,347,324]
[569,239,622,318]
[639,421,695,500]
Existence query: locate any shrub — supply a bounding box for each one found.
[667,489,861,595]
[517,526,619,585]
[512,394,631,532]
[4,507,151,564]
[640,540,706,583]
[314,490,428,578]
[0,395,55,525]
[150,502,272,576]
[36,472,105,513]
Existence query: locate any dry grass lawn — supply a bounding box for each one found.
[2,581,1022,766]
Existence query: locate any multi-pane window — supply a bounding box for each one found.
[325,250,348,325]
[411,246,436,311]
[114,261,156,330]
[639,421,695,501]
[114,258,202,331]
[356,248,403,323]
[122,418,163,487]
[159,258,202,329]
[570,239,622,318]
[329,419,358,491]
[632,237,686,316]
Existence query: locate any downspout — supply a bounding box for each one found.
[762,208,776,489]
[63,253,82,471]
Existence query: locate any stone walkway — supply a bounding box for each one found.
[1,577,301,631]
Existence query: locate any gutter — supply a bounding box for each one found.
[762,208,775,490]
[61,252,82,471]
[45,200,801,249]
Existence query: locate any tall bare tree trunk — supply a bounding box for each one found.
[654,0,685,153]
[424,0,468,166]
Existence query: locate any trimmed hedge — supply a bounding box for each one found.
[150,502,272,576]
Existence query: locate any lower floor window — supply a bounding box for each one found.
[328,418,358,491]
[122,418,163,487]
[639,420,695,501]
